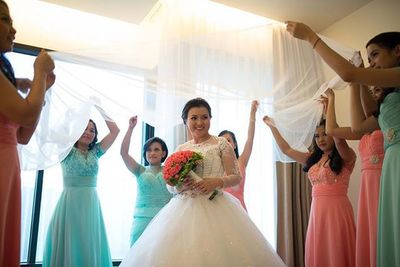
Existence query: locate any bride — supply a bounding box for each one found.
[120,98,286,267]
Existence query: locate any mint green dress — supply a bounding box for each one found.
[42,144,112,267]
[377,90,400,267]
[130,168,172,245]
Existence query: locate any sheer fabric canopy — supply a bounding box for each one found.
[18,0,359,170]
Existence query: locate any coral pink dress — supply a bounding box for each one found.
[306,156,356,267]
[0,114,20,267]
[224,162,247,210]
[356,130,384,267]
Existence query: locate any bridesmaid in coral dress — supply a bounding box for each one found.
[350,85,385,267]
[324,84,384,267]
[356,130,383,267]
[264,90,356,267]
[0,2,55,265]
[219,100,258,210]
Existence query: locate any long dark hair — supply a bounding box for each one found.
[367,32,400,116]
[0,53,16,86]
[372,87,396,118]
[142,137,168,166]
[0,1,15,87]
[181,97,212,125]
[303,120,344,175]
[74,119,98,151]
[218,130,239,158]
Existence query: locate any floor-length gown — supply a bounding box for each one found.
[42,144,112,267]
[224,163,247,210]
[356,130,383,267]
[0,114,20,267]
[306,156,356,267]
[120,136,286,267]
[377,91,400,267]
[130,168,172,245]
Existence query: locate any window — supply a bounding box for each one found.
[10,47,144,265]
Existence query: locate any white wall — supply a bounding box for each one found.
[320,0,400,215]
[10,0,139,51]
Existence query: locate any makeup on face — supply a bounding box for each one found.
[146,142,165,165]
[367,44,399,69]
[314,127,334,152]
[79,122,96,144]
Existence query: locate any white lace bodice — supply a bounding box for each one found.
[168,136,241,195]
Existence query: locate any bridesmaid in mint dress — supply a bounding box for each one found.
[286,22,400,267]
[376,89,400,266]
[120,116,172,246]
[219,100,258,211]
[43,117,119,267]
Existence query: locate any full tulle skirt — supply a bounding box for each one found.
[120,192,285,267]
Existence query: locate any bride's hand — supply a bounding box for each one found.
[192,178,223,194]
[176,177,195,192]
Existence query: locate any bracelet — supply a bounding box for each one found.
[312,37,321,49]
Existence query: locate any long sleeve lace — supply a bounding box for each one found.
[218,137,241,188]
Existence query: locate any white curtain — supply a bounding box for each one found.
[18,0,360,169]
[16,0,361,258]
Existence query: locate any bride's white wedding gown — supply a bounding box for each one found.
[120,136,286,267]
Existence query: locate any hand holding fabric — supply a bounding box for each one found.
[285,21,318,44]
[16,78,32,93]
[128,116,138,129]
[33,50,55,76]
[262,115,275,128]
[45,72,56,91]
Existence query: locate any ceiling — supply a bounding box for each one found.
[41,0,374,32]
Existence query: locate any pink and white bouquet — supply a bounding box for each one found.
[163,150,218,200]
[163,150,202,186]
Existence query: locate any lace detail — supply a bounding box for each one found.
[308,156,355,186]
[174,136,241,191]
[61,143,104,177]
